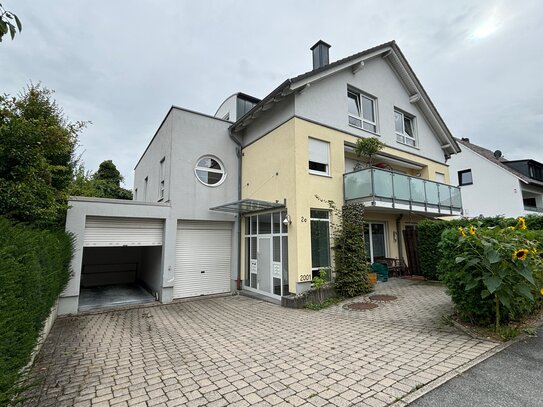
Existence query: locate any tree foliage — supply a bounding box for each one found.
[69,160,132,200]
[0,84,84,228]
[0,3,22,42]
[354,136,385,167]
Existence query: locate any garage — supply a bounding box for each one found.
[79,216,164,311]
[174,221,232,299]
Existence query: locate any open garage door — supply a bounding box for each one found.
[84,216,163,247]
[174,222,232,299]
[79,216,164,311]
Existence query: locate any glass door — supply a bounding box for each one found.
[257,237,272,293]
[364,222,387,262]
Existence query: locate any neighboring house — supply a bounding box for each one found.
[60,40,462,314]
[448,138,543,218]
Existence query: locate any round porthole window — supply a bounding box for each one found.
[194,156,226,186]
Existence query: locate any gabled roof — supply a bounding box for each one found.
[456,138,543,188]
[231,40,460,156]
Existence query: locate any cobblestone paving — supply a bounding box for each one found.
[24,279,498,406]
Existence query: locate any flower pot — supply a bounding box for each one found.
[368,272,377,284]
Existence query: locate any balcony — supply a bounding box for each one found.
[344,168,463,216]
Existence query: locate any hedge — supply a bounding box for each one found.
[417,215,543,280]
[0,217,73,405]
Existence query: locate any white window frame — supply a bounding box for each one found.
[394,109,417,147]
[365,221,388,263]
[194,155,226,187]
[308,138,330,176]
[158,157,165,201]
[348,89,377,133]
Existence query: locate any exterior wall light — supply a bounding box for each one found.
[283,214,291,226]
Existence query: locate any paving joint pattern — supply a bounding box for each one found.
[23,279,499,406]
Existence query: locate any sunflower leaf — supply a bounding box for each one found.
[483,275,502,294]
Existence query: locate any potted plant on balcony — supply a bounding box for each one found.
[354,137,385,170]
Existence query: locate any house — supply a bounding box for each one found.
[448,138,543,218]
[60,40,462,314]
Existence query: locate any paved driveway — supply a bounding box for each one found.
[25,279,498,407]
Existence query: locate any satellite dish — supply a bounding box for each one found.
[493,150,502,159]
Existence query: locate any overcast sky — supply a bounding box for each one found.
[3,0,543,187]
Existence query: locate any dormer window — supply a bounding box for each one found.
[394,110,416,147]
[348,90,377,133]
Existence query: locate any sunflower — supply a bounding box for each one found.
[469,226,476,235]
[517,217,527,230]
[513,249,529,261]
[458,227,467,237]
[507,226,515,232]
[540,288,543,296]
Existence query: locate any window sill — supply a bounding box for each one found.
[308,171,332,178]
[349,123,381,137]
[396,140,419,150]
[459,182,473,187]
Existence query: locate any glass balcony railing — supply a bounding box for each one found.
[344,168,463,215]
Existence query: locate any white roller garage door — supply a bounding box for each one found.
[174,221,232,299]
[84,217,164,247]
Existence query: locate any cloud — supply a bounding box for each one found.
[4,0,543,186]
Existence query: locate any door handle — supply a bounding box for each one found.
[201,270,205,274]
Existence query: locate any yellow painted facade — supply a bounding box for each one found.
[241,117,451,294]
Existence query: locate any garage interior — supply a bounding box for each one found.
[78,246,162,312]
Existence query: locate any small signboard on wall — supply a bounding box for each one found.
[272,262,281,278]
[250,260,257,274]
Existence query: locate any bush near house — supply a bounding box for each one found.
[0,217,73,405]
[438,219,543,329]
[417,215,543,280]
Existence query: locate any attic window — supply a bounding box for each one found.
[395,110,416,147]
[348,90,377,132]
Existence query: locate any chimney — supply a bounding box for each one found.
[310,40,331,70]
[461,137,470,143]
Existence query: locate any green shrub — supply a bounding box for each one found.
[331,203,372,297]
[439,220,543,329]
[0,217,73,405]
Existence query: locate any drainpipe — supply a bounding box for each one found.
[229,129,243,290]
[396,214,403,261]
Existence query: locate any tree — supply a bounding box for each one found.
[0,84,84,228]
[0,3,22,42]
[69,161,133,200]
[354,137,385,168]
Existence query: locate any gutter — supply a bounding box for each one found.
[229,130,243,290]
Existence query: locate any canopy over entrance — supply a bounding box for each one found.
[210,199,284,215]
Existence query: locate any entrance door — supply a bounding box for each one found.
[257,237,272,293]
[365,222,387,262]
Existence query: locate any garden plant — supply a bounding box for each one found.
[439,217,543,332]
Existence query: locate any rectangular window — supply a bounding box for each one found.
[159,157,165,200]
[308,138,330,175]
[134,188,138,200]
[364,222,387,263]
[143,177,148,200]
[394,110,416,147]
[348,90,376,132]
[458,169,473,186]
[310,209,330,279]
